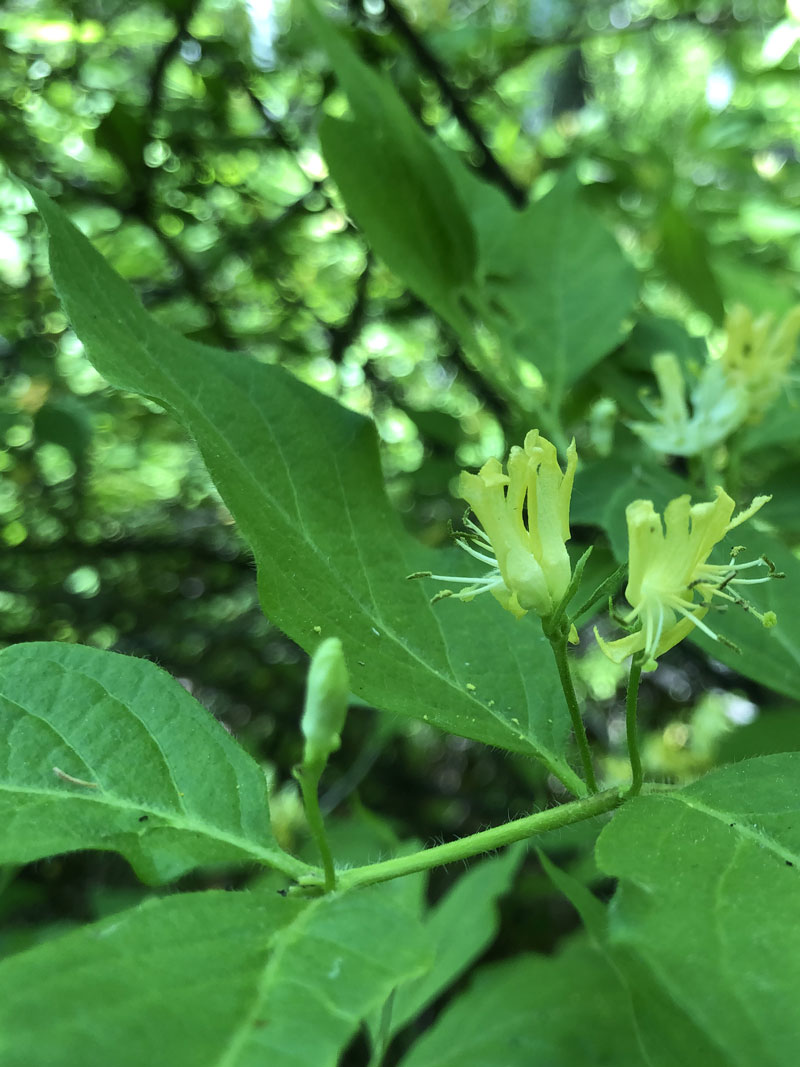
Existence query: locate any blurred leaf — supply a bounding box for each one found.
[0,884,430,1067]
[0,642,300,884]
[372,844,524,1047]
[713,253,798,316]
[30,186,585,793]
[717,709,800,762]
[596,756,800,1066]
[739,383,800,452]
[94,103,147,182]
[305,0,477,334]
[397,938,643,1067]
[33,397,92,466]
[617,313,706,375]
[445,164,638,398]
[656,202,724,324]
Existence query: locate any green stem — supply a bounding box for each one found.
[295,764,337,892]
[548,635,598,793]
[336,789,623,891]
[625,657,644,797]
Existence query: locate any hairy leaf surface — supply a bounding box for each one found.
[0,886,429,1067]
[0,642,301,883]
[596,755,800,1066]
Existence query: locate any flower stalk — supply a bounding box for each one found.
[625,656,644,798]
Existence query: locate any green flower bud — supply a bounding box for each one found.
[301,637,349,767]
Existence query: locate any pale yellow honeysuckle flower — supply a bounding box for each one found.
[721,303,800,420]
[630,304,800,457]
[629,352,748,457]
[595,488,779,671]
[412,431,577,621]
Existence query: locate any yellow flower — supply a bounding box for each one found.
[595,488,778,670]
[412,431,577,620]
[629,304,800,457]
[629,352,748,457]
[721,303,800,420]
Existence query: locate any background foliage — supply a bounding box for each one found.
[2,0,800,1061]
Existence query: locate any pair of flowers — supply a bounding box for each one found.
[417,431,777,670]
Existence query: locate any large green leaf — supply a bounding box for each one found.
[30,186,584,793]
[442,163,638,399]
[304,1,635,403]
[0,885,430,1067]
[398,937,643,1067]
[596,755,800,1066]
[0,642,303,884]
[539,850,729,1066]
[304,0,476,334]
[370,844,524,1050]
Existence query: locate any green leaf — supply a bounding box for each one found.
[717,708,800,762]
[0,642,303,884]
[398,937,644,1067]
[444,164,638,397]
[688,526,800,702]
[0,885,430,1067]
[740,382,800,452]
[32,396,92,467]
[372,845,524,1047]
[304,0,476,332]
[29,186,584,792]
[596,756,800,1066]
[539,850,729,1066]
[656,201,724,324]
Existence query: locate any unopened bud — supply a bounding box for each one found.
[301,637,349,767]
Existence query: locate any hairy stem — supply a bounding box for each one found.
[333,789,624,891]
[626,657,644,797]
[295,765,337,892]
[549,635,598,793]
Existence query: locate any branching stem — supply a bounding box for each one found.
[333,788,623,892]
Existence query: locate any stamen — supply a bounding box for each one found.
[454,538,498,565]
[650,601,666,655]
[432,579,505,605]
[723,576,775,585]
[670,599,720,642]
[428,572,500,585]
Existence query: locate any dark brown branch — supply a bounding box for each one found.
[370,0,527,208]
[147,0,199,123]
